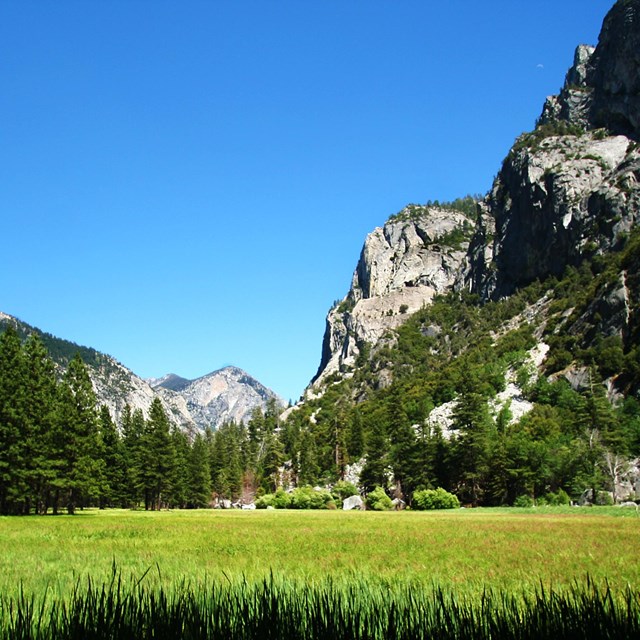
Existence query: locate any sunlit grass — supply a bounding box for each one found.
[0,506,638,601]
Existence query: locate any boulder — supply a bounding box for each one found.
[343,495,364,511]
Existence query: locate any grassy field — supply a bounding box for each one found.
[0,506,638,600]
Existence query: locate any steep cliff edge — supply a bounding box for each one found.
[312,206,473,388]
[469,0,640,299]
[310,0,640,396]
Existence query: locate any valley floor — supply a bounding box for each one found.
[0,507,637,600]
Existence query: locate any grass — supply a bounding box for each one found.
[1,507,639,638]
[2,573,639,639]
[0,506,638,600]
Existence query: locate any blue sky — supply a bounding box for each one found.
[1,1,613,402]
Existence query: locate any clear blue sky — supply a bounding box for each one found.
[1,1,613,402]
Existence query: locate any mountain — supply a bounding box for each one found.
[312,204,475,390]
[149,366,283,427]
[310,0,640,400]
[0,311,280,431]
[286,0,640,506]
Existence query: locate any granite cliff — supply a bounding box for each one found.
[310,0,640,396]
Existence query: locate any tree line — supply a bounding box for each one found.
[2,225,639,514]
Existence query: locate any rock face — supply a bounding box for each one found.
[469,0,640,300]
[467,132,638,299]
[150,366,282,428]
[0,311,280,432]
[310,0,640,393]
[312,206,473,387]
[90,358,194,431]
[541,0,640,138]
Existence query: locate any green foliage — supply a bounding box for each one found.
[331,480,358,501]
[412,487,460,510]
[1,571,638,640]
[511,120,586,155]
[335,297,356,314]
[365,486,393,510]
[389,195,481,223]
[435,219,475,250]
[513,495,534,508]
[543,489,571,506]
[256,486,335,510]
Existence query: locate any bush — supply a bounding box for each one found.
[595,491,614,506]
[366,487,393,511]
[412,488,460,510]
[331,481,358,501]
[272,489,292,509]
[544,489,571,506]
[290,486,334,509]
[255,494,274,509]
[513,495,534,508]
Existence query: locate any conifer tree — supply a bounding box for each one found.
[187,432,212,508]
[346,409,365,461]
[22,334,58,513]
[98,405,127,508]
[386,385,416,499]
[140,398,174,510]
[298,429,320,486]
[170,425,190,508]
[451,387,494,506]
[0,326,27,514]
[121,406,146,507]
[360,415,389,494]
[53,354,102,514]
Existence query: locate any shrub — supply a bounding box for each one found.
[366,487,393,511]
[255,494,274,509]
[290,486,334,509]
[412,488,460,510]
[331,481,358,501]
[545,489,571,506]
[595,491,614,506]
[272,488,292,509]
[513,495,534,508]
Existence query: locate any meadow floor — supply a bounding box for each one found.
[0,506,638,600]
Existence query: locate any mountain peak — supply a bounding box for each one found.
[147,373,191,392]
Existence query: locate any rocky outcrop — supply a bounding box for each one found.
[90,358,195,431]
[150,366,282,428]
[467,0,640,300]
[468,131,639,299]
[312,206,472,387]
[311,0,640,394]
[0,311,280,432]
[542,0,640,138]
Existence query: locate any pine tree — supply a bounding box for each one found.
[121,406,146,507]
[187,432,211,508]
[346,409,365,461]
[451,388,494,506]
[360,415,389,494]
[140,398,174,510]
[386,385,416,500]
[53,354,102,514]
[98,405,127,508]
[298,429,320,486]
[170,426,190,508]
[260,432,285,492]
[0,326,28,514]
[22,334,58,514]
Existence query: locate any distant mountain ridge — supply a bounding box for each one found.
[0,311,281,431]
[149,366,282,427]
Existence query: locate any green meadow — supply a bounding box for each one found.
[1,507,638,599]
